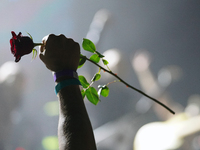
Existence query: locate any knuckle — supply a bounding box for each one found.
[67,38,75,43]
[49,34,56,38]
[58,34,66,39]
[74,41,80,48]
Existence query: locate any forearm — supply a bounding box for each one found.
[57,84,96,150]
[39,34,95,149]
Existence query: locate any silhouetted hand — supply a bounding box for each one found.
[39,34,80,72]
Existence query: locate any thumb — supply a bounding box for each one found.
[39,53,54,71]
[39,53,47,64]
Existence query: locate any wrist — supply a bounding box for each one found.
[53,69,82,95]
[55,78,82,95]
[53,69,78,82]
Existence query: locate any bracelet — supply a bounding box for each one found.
[53,69,78,82]
[55,78,82,95]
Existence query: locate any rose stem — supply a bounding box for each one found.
[86,57,175,115]
[34,43,44,47]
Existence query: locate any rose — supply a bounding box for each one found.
[10,31,34,62]
[10,31,41,62]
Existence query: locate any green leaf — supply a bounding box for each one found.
[102,59,109,65]
[26,32,33,40]
[78,54,87,68]
[91,73,101,82]
[90,54,100,63]
[98,85,109,97]
[85,87,99,105]
[96,51,105,58]
[82,38,96,53]
[32,49,37,59]
[101,87,109,97]
[78,75,90,88]
[81,89,86,99]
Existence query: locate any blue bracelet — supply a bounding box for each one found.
[53,69,78,82]
[55,78,82,95]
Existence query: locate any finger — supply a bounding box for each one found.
[39,54,53,71]
[39,35,49,53]
[39,40,46,53]
[40,34,56,53]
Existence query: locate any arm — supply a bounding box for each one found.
[39,34,96,150]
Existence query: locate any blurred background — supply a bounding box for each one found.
[1,0,200,150]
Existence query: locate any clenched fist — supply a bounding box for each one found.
[39,34,80,72]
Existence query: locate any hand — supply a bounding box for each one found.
[39,34,80,72]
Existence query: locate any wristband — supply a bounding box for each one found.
[53,69,78,82]
[55,78,82,95]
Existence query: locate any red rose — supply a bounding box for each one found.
[10,31,34,62]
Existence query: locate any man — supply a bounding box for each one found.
[39,34,96,150]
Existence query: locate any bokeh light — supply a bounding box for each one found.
[102,48,120,68]
[132,50,151,72]
[16,147,25,150]
[42,136,59,150]
[44,101,59,116]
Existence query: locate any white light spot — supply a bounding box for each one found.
[102,49,121,68]
[0,61,21,84]
[158,69,172,87]
[132,51,150,72]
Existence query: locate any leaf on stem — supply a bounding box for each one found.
[98,85,109,97]
[102,59,109,65]
[81,89,86,99]
[32,49,37,59]
[85,87,99,105]
[96,51,105,58]
[26,32,33,40]
[90,54,100,63]
[82,38,96,53]
[91,73,101,82]
[78,54,86,68]
[78,75,90,88]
